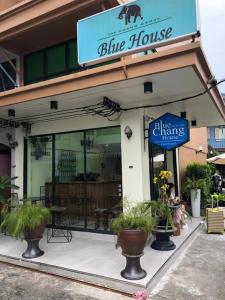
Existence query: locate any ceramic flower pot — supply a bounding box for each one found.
[22,222,46,259]
[191,189,201,218]
[118,229,148,280]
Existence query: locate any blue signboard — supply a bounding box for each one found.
[77,0,198,65]
[149,113,189,150]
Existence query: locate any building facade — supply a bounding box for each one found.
[0,0,224,233]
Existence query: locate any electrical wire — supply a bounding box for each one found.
[120,79,225,111]
[11,78,225,125]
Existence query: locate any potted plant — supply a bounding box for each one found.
[111,201,154,280]
[145,200,176,251]
[0,200,49,259]
[183,177,206,218]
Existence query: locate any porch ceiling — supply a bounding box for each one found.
[0,65,223,127]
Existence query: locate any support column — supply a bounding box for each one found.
[11,127,24,199]
[120,110,150,204]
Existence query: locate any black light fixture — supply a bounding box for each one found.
[191,120,197,127]
[124,126,133,139]
[180,112,186,119]
[144,82,153,94]
[8,109,15,118]
[50,101,58,110]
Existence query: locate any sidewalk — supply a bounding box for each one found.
[150,230,225,300]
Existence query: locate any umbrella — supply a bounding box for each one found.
[206,153,225,165]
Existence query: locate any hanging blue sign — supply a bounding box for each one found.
[149,113,189,150]
[77,0,198,66]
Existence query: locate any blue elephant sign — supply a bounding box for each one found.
[149,113,189,150]
[77,0,198,65]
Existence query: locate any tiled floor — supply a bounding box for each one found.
[0,219,202,293]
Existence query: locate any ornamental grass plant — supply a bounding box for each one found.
[111,201,155,234]
[0,200,49,240]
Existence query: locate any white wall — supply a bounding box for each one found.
[120,109,150,203]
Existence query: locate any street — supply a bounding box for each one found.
[150,230,225,300]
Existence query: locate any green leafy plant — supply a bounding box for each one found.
[183,177,206,191]
[184,163,212,200]
[205,193,225,208]
[0,176,19,204]
[111,201,155,234]
[0,200,49,240]
[144,200,174,230]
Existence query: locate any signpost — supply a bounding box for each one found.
[149,113,189,151]
[77,0,198,66]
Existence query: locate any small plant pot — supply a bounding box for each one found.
[22,223,46,259]
[118,229,147,280]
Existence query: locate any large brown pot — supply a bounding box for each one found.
[118,229,148,280]
[119,229,148,255]
[24,222,46,240]
[22,222,46,259]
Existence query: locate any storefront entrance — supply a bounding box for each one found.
[27,126,122,233]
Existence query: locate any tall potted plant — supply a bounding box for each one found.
[183,177,206,218]
[145,200,175,251]
[111,201,155,280]
[0,200,49,258]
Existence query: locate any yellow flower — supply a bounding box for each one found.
[153,177,158,184]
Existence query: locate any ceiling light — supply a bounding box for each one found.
[50,101,58,110]
[144,82,153,94]
[8,109,15,118]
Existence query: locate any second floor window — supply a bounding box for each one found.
[215,127,225,140]
[24,40,80,85]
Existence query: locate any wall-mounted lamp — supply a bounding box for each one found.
[50,101,58,110]
[144,82,153,94]
[196,145,203,154]
[8,109,15,118]
[6,133,18,149]
[124,126,133,139]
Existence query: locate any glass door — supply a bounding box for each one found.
[54,132,85,229]
[27,135,53,208]
[27,126,122,233]
[85,127,122,232]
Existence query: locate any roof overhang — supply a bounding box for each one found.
[0,42,224,127]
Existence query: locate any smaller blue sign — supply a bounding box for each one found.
[149,113,189,150]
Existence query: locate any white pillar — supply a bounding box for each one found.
[11,127,24,199]
[120,109,150,204]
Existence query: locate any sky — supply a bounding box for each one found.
[199,0,225,94]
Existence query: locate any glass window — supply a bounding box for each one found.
[215,127,225,140]
[68,40,80,71]
[25,51,45,84]
[0,59,16,92]
[46,44,66,76]
[85,127,122,231]
[27,127,122,233]
[27,136,52,200]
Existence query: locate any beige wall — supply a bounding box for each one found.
[179,127,208,186]
[0,0,23,11]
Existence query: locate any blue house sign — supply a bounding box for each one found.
[149,113,189,150]
[77,0,198,65]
